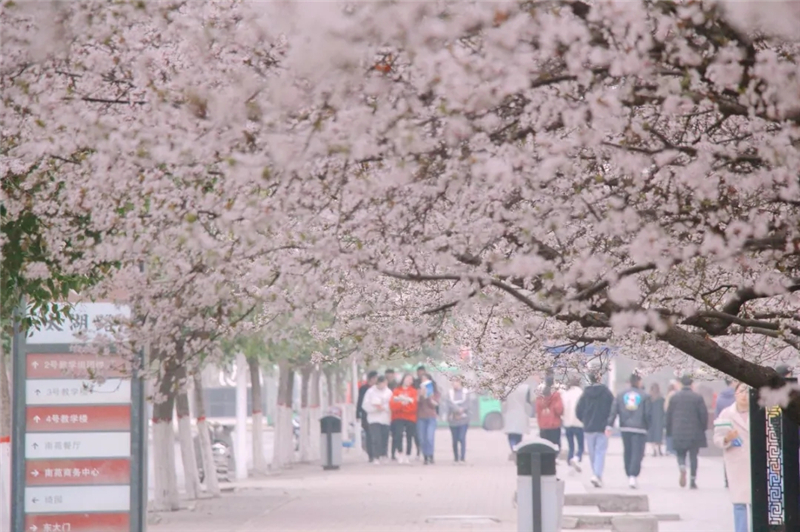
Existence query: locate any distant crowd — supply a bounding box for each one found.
[509,364,793,532]
[356,365,470,465]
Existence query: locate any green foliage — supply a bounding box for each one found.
[1,167,116,332]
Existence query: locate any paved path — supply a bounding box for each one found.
[150,427,736,532]
[578,436,734,532]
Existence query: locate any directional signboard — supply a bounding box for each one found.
[11,303,145,532]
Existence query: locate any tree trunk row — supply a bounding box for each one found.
[247,355,268,474]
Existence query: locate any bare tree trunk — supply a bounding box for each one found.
[151,357,180,511]
[192,373,220,497]
[175,381,201,500]
[271,360,295,469]
[1,334,12,529]
[0,346,10,439]
[247,355,268,474]
[299,366,312,462]
[308,368,322,461]
[323,367,334,408]
[334,369,345,404]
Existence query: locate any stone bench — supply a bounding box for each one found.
[561,511,677,529]
[564,493,649,512]
[611,514,659,532]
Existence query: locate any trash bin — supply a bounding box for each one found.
[320,415,342,471]
[515,438,565,532]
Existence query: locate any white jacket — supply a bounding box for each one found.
[561,386,584,428]
[503,383,531,435]
[362,386,393,425]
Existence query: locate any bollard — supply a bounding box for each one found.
[516,438,565,532]
[320,415,342,470]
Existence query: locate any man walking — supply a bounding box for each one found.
[577,370,614,487]
[666,375,708,489]
[561,375,585,471]
[607,373,650,489]
[356,371,379,462]
[363,376,393,464]
[385,368,398,390]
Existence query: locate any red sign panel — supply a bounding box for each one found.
[26,354,129,379]
[25,512,130,532]
[26,459,130,486]
[26,405,131,432]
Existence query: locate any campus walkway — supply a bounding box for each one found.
[150,428,735,532]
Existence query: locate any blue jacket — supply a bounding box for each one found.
[715,387,735,418]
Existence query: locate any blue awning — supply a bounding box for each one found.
[545,344,618,356]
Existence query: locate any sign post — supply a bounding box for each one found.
[11,303,146,532]
[750,381,800,532]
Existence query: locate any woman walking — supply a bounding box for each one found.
[647,383,666,457]
[390,374,418,464]
[713,382,751,532]
[362,376,393,464]
[503,381,531,459]
[417,373,440,465]
[561,375,584,470]
[535,374,564,450]
[664,379,680,455]
[445,377,471,463]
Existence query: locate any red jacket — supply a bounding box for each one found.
[536,392,564,430]
[390,386,418,422]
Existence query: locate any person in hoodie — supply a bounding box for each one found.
[561,375,584,471]
[445,376,471,463]
[417,373,441,464]
[535,374,564,450]
[607,373,651,489]
[576,370,614,487]
[390,374,418,464]
[362,376,393,464]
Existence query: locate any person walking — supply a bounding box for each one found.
[417,373,440,465]
[363,376,393,464]
[384,368,398,459]
[390,374,418,464]
[411,365,427,458]
[715,378,737,487]
[561,375,584,471]
[715,378,736,418]
[607,373,650,489]
[577,370,614,488]
[713,382,751,532]
[385,368,398,390]
[413,365,426,388]
[666,375,708,489]
[535,374,564,451]
[647,383,665,457]
[356,371,379,462]
[445,376,471,463]
[503,380,531,460]
[664,379,680,455]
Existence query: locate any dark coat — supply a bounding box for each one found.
[666,387,708,450]
[647,396,665,443]
[356,383,370,422]
[576,384,615,433]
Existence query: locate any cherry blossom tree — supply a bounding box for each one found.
[4,0,800,424]
[261,0,800,417]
